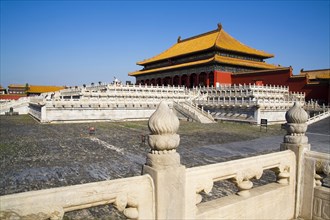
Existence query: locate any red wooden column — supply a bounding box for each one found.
[206,73,210,87]
[195,73,200,87]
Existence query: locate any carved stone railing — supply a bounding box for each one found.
[301,150,330,220]
[0,175,154,220]
[197,84,305,112]
[45,84,192,107]
[185,150,296,219]
[307,109,330,125]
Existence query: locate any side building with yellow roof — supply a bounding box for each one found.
[6,84,65,97]
[27,85,65,96]
[129,23,282,87]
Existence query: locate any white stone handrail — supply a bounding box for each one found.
[305,151,330,177]
[0,175,155,220]
[200,84,289,92]
[300,150,330,219]
[185,150,296,219]
[195,97,257,106]
[186,150,295,188]
[307,110,330,125]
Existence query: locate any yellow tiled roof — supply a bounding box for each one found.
[130,55,279,76]
[214,55,278,70]
[129,58,214,76]
[28,85,65,93]
[8,84,26,88]
[137,25,274,65]
[215,31,273,58]
[301,69,330,80]
[315,73,330,79]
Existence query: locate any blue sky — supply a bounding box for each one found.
[1,0,329,88]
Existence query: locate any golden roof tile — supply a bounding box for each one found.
[28,85,65,93]
[129,58,214,76]
[214,55,278,70]
[215,31,273,58]
[137,25,273,65]
[8,84,26,88]
[301,69,330,80]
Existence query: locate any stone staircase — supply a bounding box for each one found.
[173,101,215,123]
[0,98,30,115]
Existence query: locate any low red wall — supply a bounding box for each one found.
[214,70,232,85]
[232,69,292,86]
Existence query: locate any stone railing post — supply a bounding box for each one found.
[143,101,186,220]
[280,102,310,218]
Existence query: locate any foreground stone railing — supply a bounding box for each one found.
[301,151,330,220]
[185,150,296,219]
[0,175,155,219]
[1,101,329,219]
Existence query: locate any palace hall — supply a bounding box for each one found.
[129,24,282,87]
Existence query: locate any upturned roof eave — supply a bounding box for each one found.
[130,55,279,77]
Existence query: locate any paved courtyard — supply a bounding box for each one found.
[0,115,328,219]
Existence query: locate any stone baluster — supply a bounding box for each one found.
[277,169,290,185]
[237,180,253,197]
[143,101,185,220]
[280,102,310,218]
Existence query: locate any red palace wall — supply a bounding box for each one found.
[229,68,329,104]
[231,69,292,86]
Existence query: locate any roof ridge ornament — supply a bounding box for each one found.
[217,23,222,30]
[177,36,181,43]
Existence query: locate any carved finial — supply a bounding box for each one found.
[285,102,308,124]
[148,101,180,151]
[283,102,309,144]
[217,23,222,30]
[148,101,179,135]
[177,36,181,43]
